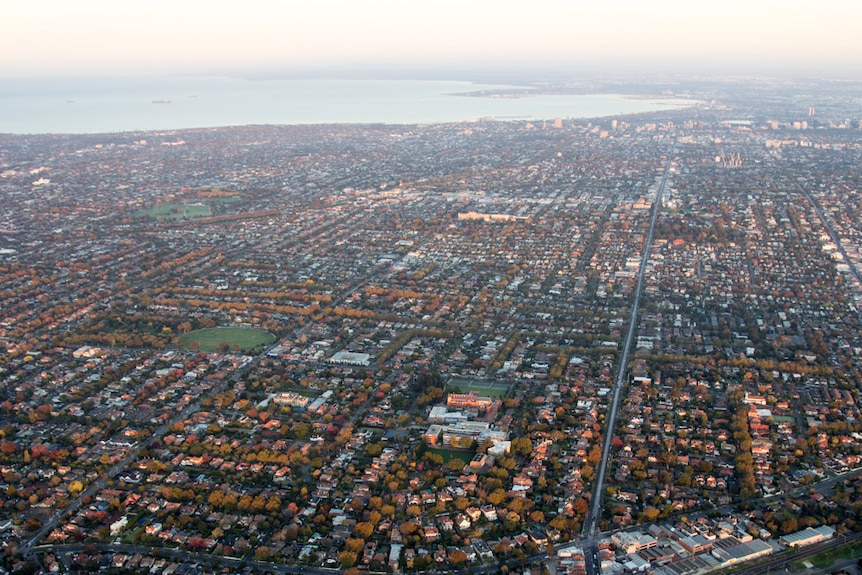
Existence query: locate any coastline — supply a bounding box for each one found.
[0,77,697,135]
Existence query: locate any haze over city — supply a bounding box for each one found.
[2,0,861,78]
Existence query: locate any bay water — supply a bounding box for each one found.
[0,76,693,134]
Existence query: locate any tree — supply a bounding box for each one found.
[448,458,466,472]
[488,489,506,506]
[187,536,207,551]
[508,497,528,514]
[353,522,374,540]
[449,549,468,565]
[237,494,253,512]
[781,516,798,534]
[549,515,568,531]
[400,521,420,537]
[250,494,267,512]
[337,552,357,569]
[69,480,84,497]
[643,506,661,522]
[265,496,281,513]
[345,538,365,554]
[512,436,533,457]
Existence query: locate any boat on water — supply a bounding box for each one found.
[152,99,172,104]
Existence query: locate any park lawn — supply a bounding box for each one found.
[135,203,212,220]
[181,327,275,352]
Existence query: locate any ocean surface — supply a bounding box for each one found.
[0,77,694,135]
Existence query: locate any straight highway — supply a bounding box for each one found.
[582,147,675,574]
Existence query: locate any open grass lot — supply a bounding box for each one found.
[447,377,511,398]
[134,202,212,220]
[796,539,862,570]
[427,447,476,464]
[180,326,275,352]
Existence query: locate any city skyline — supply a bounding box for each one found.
[2,0,860,78]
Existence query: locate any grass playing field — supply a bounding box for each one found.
[134,203,212,220]
[180,327,275,352]
[447,377,511,398]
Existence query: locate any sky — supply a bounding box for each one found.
[1,0,860,78]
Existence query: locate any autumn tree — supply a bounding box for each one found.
[337,552,357,569]
[353,522,374,540]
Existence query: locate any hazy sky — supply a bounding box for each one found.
[2,0,859,77]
